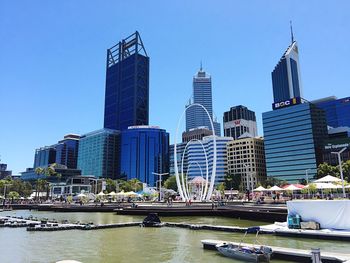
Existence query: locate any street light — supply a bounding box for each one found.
[152,172,169,202]
[243,164,251,191]
[305,169,311,197]
[331,147,347,198]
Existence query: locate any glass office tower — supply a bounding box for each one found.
[77,129,120,179]
[104,31,149,131]
[120,126,169,187]
[312,96,350,128]
[55,134,80,169]
[272,41,303,103]
[185,67,221,136]
[262,103,327,182]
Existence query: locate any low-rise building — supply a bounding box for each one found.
[227,136,266,190]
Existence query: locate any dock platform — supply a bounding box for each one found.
[201,239,350,263]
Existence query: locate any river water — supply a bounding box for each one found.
[0,210,348,263]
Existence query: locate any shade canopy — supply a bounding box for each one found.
[253,186,266,192]
[116,191,125,196]
[97,192,105,196]
[77,193,86,197]
[306,182,339,189]
[108,191,117,196]
[314,175,342,183]
[268,185,283,191]
[283,184,302,191]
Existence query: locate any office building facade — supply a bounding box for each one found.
[169,142,188,176]
[77,129,120,179]
[104,31,149,131]
[185,67,221,136]
[34,146,57,168]
[182,127,213,143]
[227,137,266,190]
[312,96,350,128]
[120,126,169,186]
[272,41,303,103]
[223,105,258,139]
[262,103,328,182]
[187,136,232,185]
[33,134,80,169]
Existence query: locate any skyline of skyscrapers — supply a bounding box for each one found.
[104,31,149,131]
[185,66,221,136]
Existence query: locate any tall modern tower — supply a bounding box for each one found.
[271,27,303,103]
[185,66,221,136]
[104,31,149,131]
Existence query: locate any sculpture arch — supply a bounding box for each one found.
[174,103,217,201]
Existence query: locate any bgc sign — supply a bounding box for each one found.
[272,97,301,110]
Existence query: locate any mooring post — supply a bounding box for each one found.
[311,248,322,263]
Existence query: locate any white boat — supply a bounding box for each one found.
[215,227,272,262]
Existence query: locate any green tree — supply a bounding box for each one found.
[8,191,20,200]
[262,177,282,188]
[317,162,339,179]
[129,178,142,192]
[342,160,350,182]
[106,178,116,192]
[224,172,242,190]
[116,179,132,192]
[164,175,178,191]
[216,182,226,197]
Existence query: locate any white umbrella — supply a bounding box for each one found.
[268,185,283,191]
[116,191,125,196]
[314,175,341,183]
[77,193,86,198]
[97,191,105,197]
[283,185,302,191]
[125,191,138,197]
[253,186,267,192]
[108,191,117,196]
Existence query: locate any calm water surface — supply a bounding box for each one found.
[0,210,348,263]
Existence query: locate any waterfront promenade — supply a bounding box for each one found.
[5,201,288,222]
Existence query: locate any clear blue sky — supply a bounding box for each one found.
[1,1,350,174]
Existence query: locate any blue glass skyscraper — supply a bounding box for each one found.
[272,40,303,103]
[186,66,221,136]
[104,31,149,131]
[312,96,350,128]
[263,103,327,182]
[77,129,120,179]
[120,126,169,186]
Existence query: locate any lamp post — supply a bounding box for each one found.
[243,164,251,191]
[331,147,347,198]
[152,172,169,202]
[305,169,310,198]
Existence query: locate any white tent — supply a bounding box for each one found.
[116,191,125,196]
[268,185,283,191]
[97,191,105,196]
[108,191,117,196]
[314,175,342,183]
[283,184,302,191]
[253,186,267,192]
[77,193,86,198]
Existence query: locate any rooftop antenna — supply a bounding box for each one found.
[200,60,203,71]
[290,20,294,43]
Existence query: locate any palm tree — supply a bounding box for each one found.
[34,167,44,200]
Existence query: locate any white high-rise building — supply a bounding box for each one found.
[185,66,221,136]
